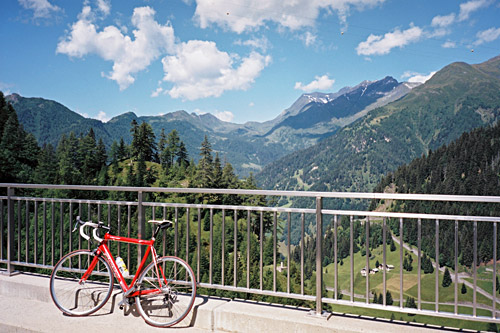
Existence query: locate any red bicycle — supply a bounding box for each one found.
[49,216,196,328]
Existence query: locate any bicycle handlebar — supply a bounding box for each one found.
[74,216,110,243]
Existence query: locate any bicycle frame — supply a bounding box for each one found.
[81,233,166,298]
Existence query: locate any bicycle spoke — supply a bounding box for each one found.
[135,256,196,327]
[50,250,114,316]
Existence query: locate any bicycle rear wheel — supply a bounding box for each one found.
[50,249,114,316]
[135,256,196,327]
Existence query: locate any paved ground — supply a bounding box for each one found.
[0,271,474,333]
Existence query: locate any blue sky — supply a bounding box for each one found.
[1,0,500,124]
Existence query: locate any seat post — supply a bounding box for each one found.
[153,225,161,239]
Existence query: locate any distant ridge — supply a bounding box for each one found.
[256,54,500,200]
[6,76,411,177]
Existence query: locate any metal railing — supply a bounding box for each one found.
[1,183,500,324]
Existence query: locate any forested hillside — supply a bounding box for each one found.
[0,92,259,202]
[370,121,500,268]
[0,92,39,183]
[6,75,412,178]
[257,56,500,202]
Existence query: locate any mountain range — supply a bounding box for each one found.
[6,75,415,177]
[7,54,500,196]
[256,55,500,203]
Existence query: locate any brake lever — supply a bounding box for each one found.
[72,216,82,232]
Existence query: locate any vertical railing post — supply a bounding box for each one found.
[315,196,323,315]
[137,191,145,268]
[6,187,15,275]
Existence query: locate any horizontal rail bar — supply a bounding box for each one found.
[3,196,498,223]
[322,298,500,324]
[0,196,137,207]
[197,283,316,302]
[3,183,500,203]
[322,209,500,223]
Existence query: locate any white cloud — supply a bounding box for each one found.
[0,82,14,95]
[162,40,271,100]
[18,0,61,19]
[295,75,335,92]
[234,36,270,52]
[300,31,317,47]
[96,111,110,122]
[458,0,491,21]
[151,87,163,97]
[214,111,234,122]
[401,71,436,84]
[431,13,456,27]
[76,110,89,118]
[249,102,255,107]
[442,40,457,48]
[428,27,451,38]
[57,5,175,90]
[474,27,500,45]
[356,25,423,56]
[193,0,385,34]
[96,0,111,17]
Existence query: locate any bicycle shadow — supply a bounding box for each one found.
[104,291,207,329]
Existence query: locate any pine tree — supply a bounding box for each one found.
[405,296,417,309]
[176,141,189,166]
[79,129,98,184]
[96,139,107,168]
[0,91,9,134]
[126,162,135,186]
[167,129,180,165]
[110,140,120,164]
[386,290,393,305]
[158,128,168,168]
[19,132,39,170]
[203,212,210,232]
[130,121,156,164]
[404,253,413,271]
[33,144,57,184]
[390,238,396,252]
[117,137,128,160]
[212,153,223,188]
[136,159,147,187]
[442,267,452,287]
[222,159,239,189]
[0,111,22,182]
[424,254,434,274]
[461,282,467,294]
[486,323,498,332]
[56,132,80,184]
[130,119,139,159]
[196,135,213,188]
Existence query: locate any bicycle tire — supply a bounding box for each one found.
[135,256,197,327]
[50,249,114,316]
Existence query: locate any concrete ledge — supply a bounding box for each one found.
[0,272,453,332]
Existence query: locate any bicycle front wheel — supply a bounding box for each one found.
[135,256,196,327]
[50,249,114,316]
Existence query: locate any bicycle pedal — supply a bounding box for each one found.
[118,298,129,309]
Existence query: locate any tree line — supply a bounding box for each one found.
[0,91,261,199]
[370,121,500,268]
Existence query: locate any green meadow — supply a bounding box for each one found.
[322,239,499,331]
